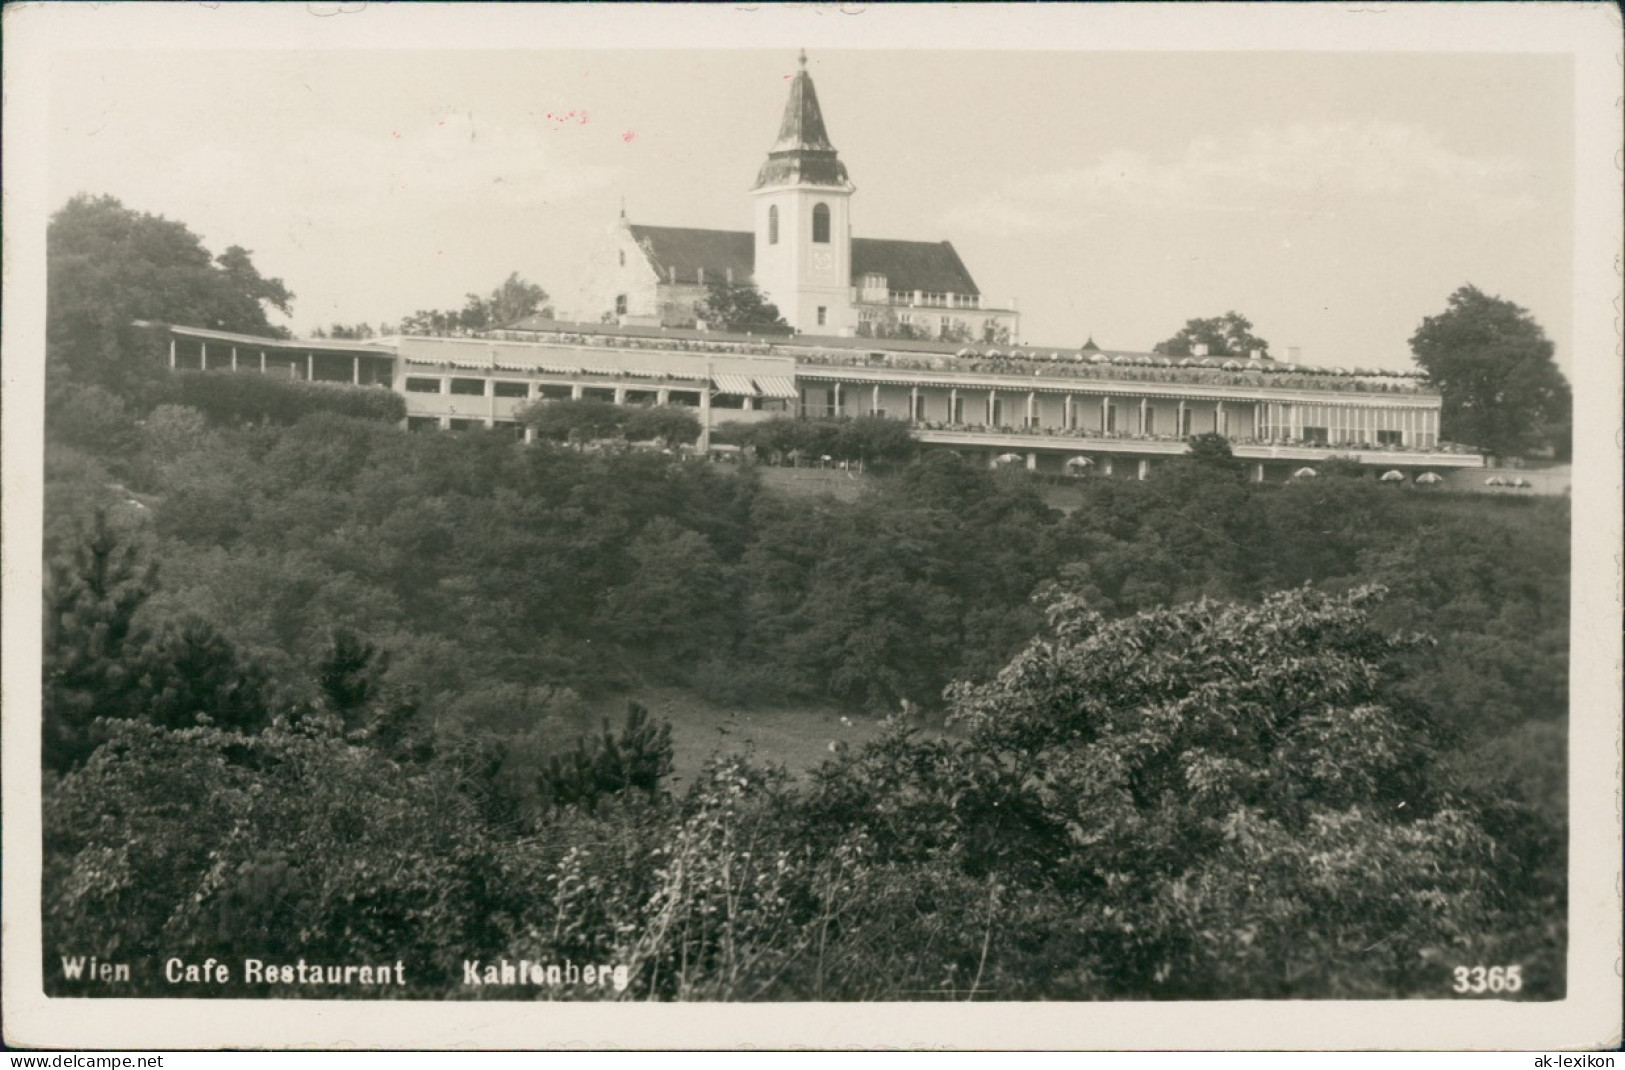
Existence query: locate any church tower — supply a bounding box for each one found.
[751,51,855,335]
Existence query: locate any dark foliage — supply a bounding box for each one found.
[169,371,407,426]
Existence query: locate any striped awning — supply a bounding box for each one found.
[712,374,759,396]
[753,376,799,399]
[443,356,495,370]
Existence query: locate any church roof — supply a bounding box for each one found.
[753,52,851,191]
[629,225,754,287]
[628,224,981,297]
[853,239,980,297]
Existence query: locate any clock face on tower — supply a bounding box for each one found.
[811,250,833,274]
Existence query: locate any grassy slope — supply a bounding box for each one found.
[582,686,891,787]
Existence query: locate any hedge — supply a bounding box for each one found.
[170,371,407,425]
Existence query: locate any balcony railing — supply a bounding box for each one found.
[909,421,1474,456]
[795,352,1432,395]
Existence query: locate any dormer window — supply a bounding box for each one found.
[812,203,830,244]
[769,205,780,245]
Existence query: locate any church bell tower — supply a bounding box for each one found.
[751,51,855,335]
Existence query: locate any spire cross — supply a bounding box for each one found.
[798,48,808,68]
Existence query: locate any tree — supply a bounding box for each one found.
[397,273,551,335]
[48,195,294,396]
[622,405,702,446]
[517,397,626,444]
[832,414,916,469]
[1153,311,1269,358]
[1408,285,1571,459]
[807,585,1534,997]
[481,272,551,328]
[696,281,790,335]
[1182,431,1244,475]
[43,509,158,771]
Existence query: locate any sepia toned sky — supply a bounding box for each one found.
[44,10,1576,374]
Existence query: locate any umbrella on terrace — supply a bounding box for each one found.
[1198,359,1216,368]
[1112,356,1134,366]
[1180,358,1198,367]
[1292,466,1318,479]
[1065,455,1095,468]
[1380,470,1406,482]
[1485,476,1506,486]
[1090,354,1110,364]
[1245,359,1265,370]
[984,349,1002,359]
[1222,360,1242,370]
[1510,477,1532,488]
[995,453,1024,465]
[1415,472,1443,484]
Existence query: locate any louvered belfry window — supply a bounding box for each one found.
[812,203,830,243]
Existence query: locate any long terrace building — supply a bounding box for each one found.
[156,322,1481,481]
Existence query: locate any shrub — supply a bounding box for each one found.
[170,371,406,426]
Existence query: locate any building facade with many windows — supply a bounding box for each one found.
[155,322,1478,481]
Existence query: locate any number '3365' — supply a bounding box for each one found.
[1452,965,1522,993]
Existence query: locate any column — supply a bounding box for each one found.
[1063,394,1073,431]
[988,388,997,426]
[1102,456,1114,476]
[1027,391,1036,429]
[1177,399,1186,438]
[743,396,755,412]
[872,383,880,416]
[1026,452,1037,470]
[306,354,314,382]
[950,387,959,424]
[259,350,267,374]
[200,343,208,371]
[910,385,920,423]
[1137,458,1150,481]
[1253,462,1265,483]
[353,357,361,385]
[1216,400,1226,437]
[1101,395,1109,432]
[232,346,239,372]
[1139,397,1148,435]
[488,378,496,427]
[833,382,843,416]
[699,369,713,452]
[614,386,628,405]
[657,388,670,405]
[168,337,177,369]
[571,384,584,401]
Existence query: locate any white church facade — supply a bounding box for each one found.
[568,53,1021,346]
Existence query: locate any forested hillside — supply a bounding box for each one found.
[43,386,1569,999]
[39,198,1569,1000]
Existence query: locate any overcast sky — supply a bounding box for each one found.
[43,9,1577,374]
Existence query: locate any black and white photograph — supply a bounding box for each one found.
[3,1,1620,1052]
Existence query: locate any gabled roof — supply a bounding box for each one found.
[852,238,980,297]
[629,225,754,287]
[753,52,851,191]
[627,226,982,298]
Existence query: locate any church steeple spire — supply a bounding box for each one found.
[754,51,851,190]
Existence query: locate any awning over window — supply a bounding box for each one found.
[753,376,799,399]
[711,374,759,396]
